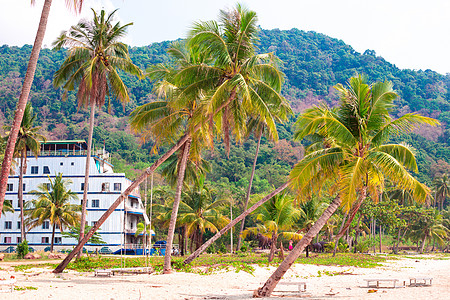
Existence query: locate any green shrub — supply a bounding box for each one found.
[218,243,227,254]
[338,242,349,253]
[206,243,217,254]
[240,241,249,252]
[17,240,29,258]
[323,242,335,253]
[355,238,376,253]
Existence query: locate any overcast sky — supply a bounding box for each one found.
[1,0,450,74]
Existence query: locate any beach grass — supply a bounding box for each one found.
[12,252,392,273]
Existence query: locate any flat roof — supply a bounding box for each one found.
[41,140,87,144]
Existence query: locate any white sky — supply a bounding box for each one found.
[1,0,450,74]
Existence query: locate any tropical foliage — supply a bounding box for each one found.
[25,173,81,252]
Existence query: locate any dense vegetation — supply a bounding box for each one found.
[1,29,449,190]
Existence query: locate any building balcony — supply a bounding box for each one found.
[124,204,145,215]
[124,228,137,235]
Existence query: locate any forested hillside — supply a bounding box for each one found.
[1,28,449,190]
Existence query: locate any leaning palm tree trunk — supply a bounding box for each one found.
[255,196,341,297]
[78,102,96,259]
[0,0,53,214]
[183,182,290,265]
[53,133,192,273]
[163,139,191,274]
[236,132,262,251]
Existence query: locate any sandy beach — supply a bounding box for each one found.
[0,256,449,299]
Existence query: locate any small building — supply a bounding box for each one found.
[0,140,147,252]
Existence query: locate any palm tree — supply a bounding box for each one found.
[255,74,438,297]
[178,176,230,252]
[242,192,302,262]
[26,173,81,252]
[409,209,448,253]
[0,0,84,218]
[236,103,292,252]
[5,103,46,241]
[135,222,153,250]
[130,41,211,273]
[434,174,449,211]
[53,9,142,257]
[54,3,287,273]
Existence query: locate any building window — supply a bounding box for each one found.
[101,182,110,192]
[4,221,12,229]
[23,183,26,191]
[17,237,22,244]
[114,183,122,191]
[81,183,86,191]
[92,221,97,227]
[54,237,62,244]
[60,162,63,166]
[6,183,13,191]
[71,162,74,166]
[45,183,51,191]
[43,166,50,174]
[92,199,99,208]
[17,221,21,229]
[81,199,88,207]
[42,237,49,244]
[42,221,50,229]
[4,237,11,244]
[31,166,38,174]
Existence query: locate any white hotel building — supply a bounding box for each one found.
[0,140,147,252]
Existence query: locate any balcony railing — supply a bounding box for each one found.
[124,205,145,214]
[30,149,109,158]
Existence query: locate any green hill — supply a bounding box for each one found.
[0,28,449,190]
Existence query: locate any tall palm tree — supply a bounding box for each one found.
[54,3,287,273]
[130,41,212,273]
[26,173,81,252]
[255,74,438,297]
[6,103,46,241]
[53,8,141,257]
[0,0,84,218]
[434,174,449,211]
[242,192,302,262]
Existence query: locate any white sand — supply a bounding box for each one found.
[1,256,449,299]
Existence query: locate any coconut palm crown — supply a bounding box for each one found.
[291,74,439,212]
[53,8,142,107]
[180,3,289,153]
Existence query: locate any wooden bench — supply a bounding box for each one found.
[0,278,16,293]
[111,267,153,276]
[364,279,401,288]
[279,281,307,292]
[409,277,432,287]
[94,269,112,277]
